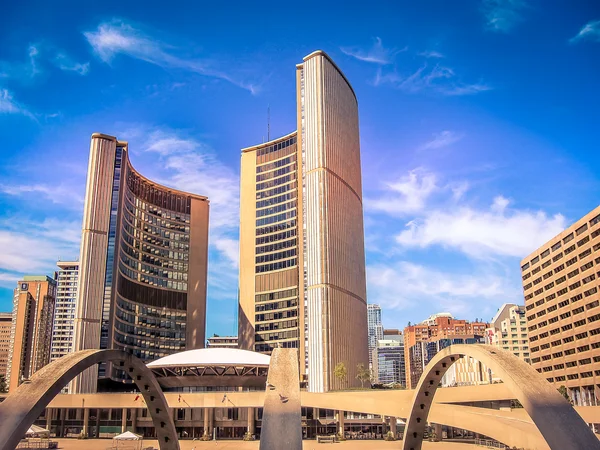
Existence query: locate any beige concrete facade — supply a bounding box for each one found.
[238,51,369,393]
[521,205,600,407]
[0,313,11,378]
[73,133,209,393]
[6,276,56,392]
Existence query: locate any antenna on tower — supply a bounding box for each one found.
[267,104,270,141]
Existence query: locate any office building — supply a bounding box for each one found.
[238,51,369,392]
[367,304,384,370]
[408,334,486,389]
[207,335,238,348]
[372,335,405,386]
[485,303,530,363]
[50,261,79,362]
[0,313,12,378]
[72,133,210,393]
[6,276,56,392]
[404,314,488,389]
[521,206,600,406]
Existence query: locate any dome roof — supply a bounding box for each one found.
[146,347,271,369]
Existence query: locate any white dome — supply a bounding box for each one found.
[146,348,270,368]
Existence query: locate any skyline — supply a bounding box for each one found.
[1,1,600,336]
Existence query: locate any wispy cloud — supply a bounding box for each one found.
[0,183,84,208]
[418,50,444,58]
[374,64,491,96]
[0,44,89,80]
[397,195,566,259]
[420,130,464,151]
[367,169,438,216]
[340,37,405,65]
[84,19,259,94]
[481,0,528,33]
[570,20,600,43]
[368,260,513,313]
[0,88,36,120]
[0,217,81,287]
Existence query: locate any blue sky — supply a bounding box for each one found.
[1,0,599,335]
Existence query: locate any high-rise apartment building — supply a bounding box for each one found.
[6,276,56,392]
[521,206,600,407]
[73,133,210,393]
[50,261,79,362]
[238,51,369,392]
[367,304,384,370]
[206,335,238,348]
[0,313,12,378]
[372,335,405,386]
[404,314,488,389]
[485,303,530,363]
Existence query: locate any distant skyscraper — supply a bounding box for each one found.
[73,133,210,393]
[367,304,383,369]
[372,334,405,386]
[238,51,369,392]
[206,335,238,348]
[485,303,530,363]
[404,314,489,389]
[50,261,79,362]
[0,313,12,378]
[6,276,56,392]
[521,205,600,407]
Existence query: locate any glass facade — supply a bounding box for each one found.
[253,135,301,353]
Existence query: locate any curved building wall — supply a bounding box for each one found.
[73,133,209,393]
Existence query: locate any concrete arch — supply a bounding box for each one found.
[0,349,179,450]
[402,344,600,450]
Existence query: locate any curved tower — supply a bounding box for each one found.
[73,133,209,393]
[239,51,369,392]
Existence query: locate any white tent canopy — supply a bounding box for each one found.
[113,431,142,440]
[25,425,50,437]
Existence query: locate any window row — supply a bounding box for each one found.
[256,248,297,264]
[255,288,298,303]
[256,173,296,192]
[256,219,296,237]
[255,309,299,323]
[256,209,297,227]
[256,191,297,209]
[256,163,296,182]
[255,258,297,274]
[255,329,299,342]
[255,181,297,200]
[256,200,297,218]
[255,136,297,157]
[255,298,299,312]
[256,319,299,332]
[119,261,188,292]
[256,154,297,174]
[256,228,297,246]
[256,238,297,255]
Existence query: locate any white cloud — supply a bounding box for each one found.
[367,260,516,313]
[0,217,80,286]
[84,19,258,94]
[418,50,444,58]
[373,64,491,96]
[340,37,405,65]
[482,0,528,33]
[570,20,600,43]
[396,196,566,259]
[420,130,464,151]
[0,44,89,80]
[0,183,84,208]
[53,54,90,75]
[367,170,437,216]
[0,88,36,120]
[213,238,239,269]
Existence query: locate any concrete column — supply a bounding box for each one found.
[45,408,52,432]
[434,423,443,441]
[389,417,397,439]
[59,408,66,437]
[83,408,89,437]
[131,409,137,433]
[337,410,345,438]
[381,415,387,434]
[121,408,127,433]
[247,407,255,435]
[203,407,211,437]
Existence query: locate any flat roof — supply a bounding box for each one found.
[147,348,270,369]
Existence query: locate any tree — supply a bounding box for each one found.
[334,362,347,387]
[558,385,572,404]
[0,374,6,393]
[356,363,370,388]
